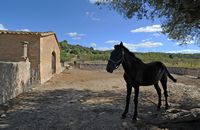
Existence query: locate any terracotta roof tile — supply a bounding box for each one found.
[0,30,55,37]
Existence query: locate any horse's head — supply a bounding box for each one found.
[106,41,124,73]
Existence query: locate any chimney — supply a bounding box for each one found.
[21,41,29,61]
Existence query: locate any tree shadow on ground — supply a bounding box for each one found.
[138,91,200,130]
[0,88,199,130]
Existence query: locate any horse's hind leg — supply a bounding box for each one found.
[121,84,132,119]
[154,83,161,109]
[161,74,169,109]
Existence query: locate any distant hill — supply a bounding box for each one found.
[135,52,200,68]
[59,40,110,62]
[59,40,200,68]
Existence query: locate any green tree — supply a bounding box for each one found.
[59,40,111,62]
[97,0,200,45]
[60,40,68,49]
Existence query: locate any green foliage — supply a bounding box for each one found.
[60,40,68,49]
[59,40,110,62]
[78,53,110,61]
[97,0,200,44]
[136,52,200,68]
[59,40,200,68]
[60,50,75,62]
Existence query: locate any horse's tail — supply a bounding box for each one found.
[166,69,177,82]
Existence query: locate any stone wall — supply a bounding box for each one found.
[0,33,62,84]
[168,67,200,78]
[0,61,31,104]
[0,34,41,84]
[77,63,200,78]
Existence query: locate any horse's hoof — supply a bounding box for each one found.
[121,114,126,119]
[157,106,161,111]
[165,105,170,110]
[132,117,137,123]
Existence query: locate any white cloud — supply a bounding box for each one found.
[175,35,195,45]
[0,24,31,32]
[167,49,200,54]
[187,40,195,44]
[104,40,163,51]
[176,41,194,45]
[67,32,85,40]
[105,40,120,44]
[176,40,195,45]
[18,29,30,32]
[168,35,195,45]
[134,41,163,48]
[89,0,112,4]
[123,41,163,50]
[153,33,162,37]
[131,24,162,33]
[123,43,137,51]
[86,11,101,22]
[142,38,152,42]
[91,17,101,21]
[0,24,8,30]
[90,42,97,47]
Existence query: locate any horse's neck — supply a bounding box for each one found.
[122,51,144,74]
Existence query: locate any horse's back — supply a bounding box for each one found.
[146,61,165,67]
[140,61,166,85]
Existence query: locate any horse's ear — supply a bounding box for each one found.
[120,41,123,46]
[114,45,117,49]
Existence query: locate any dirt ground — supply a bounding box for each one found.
[0,69,200,130]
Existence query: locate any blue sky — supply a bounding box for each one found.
[0,0,199,53]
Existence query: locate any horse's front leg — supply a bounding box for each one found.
[121,84,132,119]
[133,86,139,121]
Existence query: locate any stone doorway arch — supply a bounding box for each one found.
[51,51,56,74]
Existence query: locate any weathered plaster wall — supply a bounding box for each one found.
[0,34,40,68]
[40,35,62,83]
[0,61,31,104]
[0,34,40,84]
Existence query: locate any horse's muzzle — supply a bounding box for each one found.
[106,62,114,73]
[106,68,113,73]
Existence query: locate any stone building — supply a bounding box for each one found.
[0,30,62,84]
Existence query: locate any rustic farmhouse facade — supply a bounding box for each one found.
[0,30,62,83]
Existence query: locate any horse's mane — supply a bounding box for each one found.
[122,45,143,63]
[122,46,136,57]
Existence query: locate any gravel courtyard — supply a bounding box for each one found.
[0,69,200,130]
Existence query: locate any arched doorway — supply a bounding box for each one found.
[51,51,56,74]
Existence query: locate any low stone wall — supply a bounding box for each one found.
[79,63,107,71]
[0,61,31,104]
[168,67,200,78]
[77,63,200,78]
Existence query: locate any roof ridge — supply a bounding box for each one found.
[0,30,55,36]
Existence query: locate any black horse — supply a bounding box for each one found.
[106,42,177,121]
